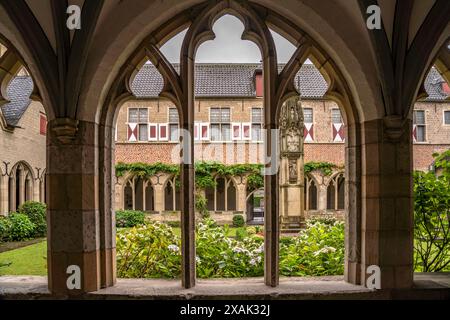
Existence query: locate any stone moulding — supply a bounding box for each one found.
[383,115,406,141]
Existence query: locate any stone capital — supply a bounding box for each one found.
[51,118,79,144]
[383,115,406,141]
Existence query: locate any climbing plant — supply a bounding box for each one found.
[304,161,341,176]
[116,161,341,190]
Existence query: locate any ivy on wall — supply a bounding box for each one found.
[116,161,341,190]
[304,161,342,176]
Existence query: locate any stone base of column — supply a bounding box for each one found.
[47,250,100,295]
[280,216,306,232]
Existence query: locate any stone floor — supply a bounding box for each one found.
[0,273,449,299]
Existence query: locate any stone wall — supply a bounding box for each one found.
[0,101,46,215]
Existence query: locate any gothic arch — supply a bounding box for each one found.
[94,0,367,289]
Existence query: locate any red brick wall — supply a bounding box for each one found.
[413,145,450,171]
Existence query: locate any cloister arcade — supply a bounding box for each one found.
[0,0,448,297]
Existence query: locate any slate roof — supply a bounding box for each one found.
[131,63,328,98]
[1,64,447,127]
[1,76,33,127]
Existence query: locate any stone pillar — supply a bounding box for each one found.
[151,177,165,214]
[318,184,328,211]
[360,117,413,289]
[9,177,15,212]
[33,179,40,202]
[47,118,101,295]
[18,169,25,206]
[98,122,116,289]
[345,121,362,285]
[236,182,247,215]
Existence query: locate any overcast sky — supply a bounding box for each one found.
[160,15,303,63]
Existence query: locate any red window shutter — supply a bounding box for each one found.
[39,115,47,135]
[201,124,209,140]
[242,123,251,140]
[254,70,263,97]
[159,124,168,140]
[149,124,157,140]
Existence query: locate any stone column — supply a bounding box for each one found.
[18,168,25,207]
[318,184,328,211]
[33,179,40,202]
[236,182,247,215]
[360,117,413,289]
[151,175,166,214]
[47,118,101,295]
[98,122,116,289]
[9,177,15,212]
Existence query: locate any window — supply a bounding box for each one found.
[210,107,231,141]
[303,108,313,123]
[169,108,179,141]
[251,108,263,141]
[303,108,314,142]
[331,109,342,124]
[444,111,450,125]
[413,110,426,142]
[128,108,148,141]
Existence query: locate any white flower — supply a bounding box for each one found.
[196,256,201,263]
[232,247,244,253]
[249,258,257,266]
[313,246,336,256]
[168,244,179,252]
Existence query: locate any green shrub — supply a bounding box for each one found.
[166,221,180,228]
[279,219,345,276]
[0,216,12,242]
[18,201,47,237]
[8,213,36,241]
[413,150,450,272]
[307,216,338,226]
[195,218,264,278]
[232,214,245,227]
[195,193,210,218]
[115,210,145,228]
[235,227,248,241]
[116,218,345,279]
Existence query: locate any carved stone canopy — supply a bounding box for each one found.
[280,97,304,157]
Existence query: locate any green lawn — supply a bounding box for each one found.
[0,240,47,276]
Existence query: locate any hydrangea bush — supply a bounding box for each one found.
[116,218,345,279]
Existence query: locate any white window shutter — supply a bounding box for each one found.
[128,123,137,142]
[194,123,200,141]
